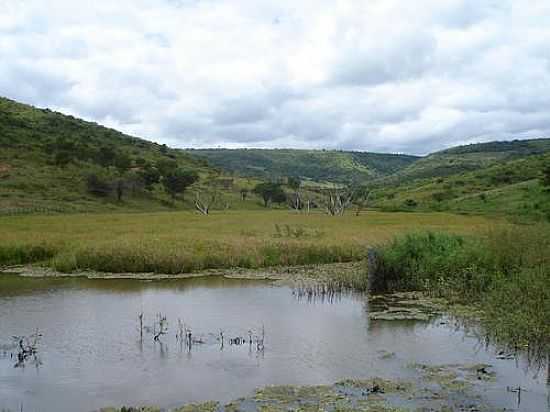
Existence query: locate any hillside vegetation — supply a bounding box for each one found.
[0,97,260,213]
[187,148,419,184]
[384,138,550,182]
[2,96,549,221]
[372,147,550,221]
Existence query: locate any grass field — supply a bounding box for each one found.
[0,210,502,274]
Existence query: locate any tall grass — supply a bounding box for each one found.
[0,210,495,272]
[49,240,362,274]
[0,243,59,266]
[370,225,550,350]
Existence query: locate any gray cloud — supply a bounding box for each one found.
[1,0,550,155]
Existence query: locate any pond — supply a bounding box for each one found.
[0,274,548,411]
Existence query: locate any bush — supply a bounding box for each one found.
[369,226,550,350]
[403,199,417,208]
[86,174,112,197]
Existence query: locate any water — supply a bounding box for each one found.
[0,275,548,411]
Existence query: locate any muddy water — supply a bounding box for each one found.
[0,275,548,412]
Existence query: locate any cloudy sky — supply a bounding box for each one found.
[1,0,550,154]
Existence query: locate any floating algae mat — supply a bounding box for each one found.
[0,275,548,411]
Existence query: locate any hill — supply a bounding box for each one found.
[372,150,550,221]
[382,138,550,183]
[2,96,549,220]
[0,97,225,214]
[186,148,420,184]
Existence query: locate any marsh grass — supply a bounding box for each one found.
[48,240,361,274]
[0,210,495,273]
[0,243,59,266]
[370,225,550,350]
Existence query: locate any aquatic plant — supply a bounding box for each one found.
[369,225,550,352]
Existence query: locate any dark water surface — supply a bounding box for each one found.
[0,275,548,411]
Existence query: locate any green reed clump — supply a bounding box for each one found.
[484,267,550,348]
[370,225,550,349]
[50,240,364,274]
[0,243,58,266]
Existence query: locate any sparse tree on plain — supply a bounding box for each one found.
[253,182,287,207]
[162,168,199,200]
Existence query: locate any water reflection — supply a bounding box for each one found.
[0,274,548,412]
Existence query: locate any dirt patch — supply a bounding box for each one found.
[0,163,11,177]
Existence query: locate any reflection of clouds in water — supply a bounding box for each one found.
[0,279,547,412]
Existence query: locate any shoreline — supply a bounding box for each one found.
[0,261,364,284]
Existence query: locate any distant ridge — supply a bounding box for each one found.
[186,148,420,183]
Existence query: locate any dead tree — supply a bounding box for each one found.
[195,190,219,215]
[323,188,353,216]
[153,313,168,341]
[138,313,144,341]
[287,177,302,212]
[12,329,42,368]
[288,192,302,212]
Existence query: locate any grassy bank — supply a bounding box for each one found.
[370,226,550,351]
[0,210,497,274]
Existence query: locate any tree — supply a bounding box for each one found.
[114,152,132,174]
[162,169,199,199]
[86,174,112,197]
[195,189,219,215]
[96,146,117,167]
[115,178,126,202]
[138,165,161,190]
[287,177,302,211]
[253,182,286,207]
[156,158,178,176]
[352,185,371,216]
[287,177,301,191]
[322,188,353,216]
[54,150,72,168]
[404,199,418,208]
[240,188,249,201]
[542,165,550,188]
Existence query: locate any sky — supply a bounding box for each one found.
[1,0,550,155]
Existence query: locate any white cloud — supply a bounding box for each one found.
[1,0,550,154]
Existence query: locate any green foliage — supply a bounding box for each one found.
[188,148,419,184]
[287,176,301,191]
[374,151,550,221]
[542,165,550,188]
[253,182,287,207]
[114,151,132,174]
[162,169,199,199]
[53,150,73,167]
[0,96,209,212]
[384,138,550,184]
[138,165,161,190]
[96,146,118,167]
[370,227,550,349]
[86,174,112,197]
[0,243,58,265]
[403,199,417,208]
[156,158,178,176]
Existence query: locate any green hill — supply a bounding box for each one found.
[186,148,419,184]
[0,97,222,214]
[2,96,549,220]
[384,138,550,183]
[373,150,550,221]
